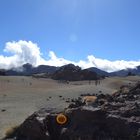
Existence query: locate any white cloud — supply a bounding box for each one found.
[77,56,140,72]
[0,40,46,69]
[0,40,140,72]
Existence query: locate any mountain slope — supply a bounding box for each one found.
[6,63,59,76]
[2,63,140,77]
[110,66,140,76]
[52,64,100,81]
[85,67,109,77]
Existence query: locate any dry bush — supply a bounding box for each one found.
[4,124,19,138]
[121,87,129,94]
[83,96,97,106]
[112,90,118,95]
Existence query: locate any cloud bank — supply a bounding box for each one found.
[0,40,140,72]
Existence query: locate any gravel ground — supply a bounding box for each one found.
[0,76,139,139]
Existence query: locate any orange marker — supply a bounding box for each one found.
[56,114,67,125]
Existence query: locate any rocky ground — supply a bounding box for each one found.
[3,81,140,140]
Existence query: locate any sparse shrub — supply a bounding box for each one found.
[5,125,19,138]
[121,87,129,94]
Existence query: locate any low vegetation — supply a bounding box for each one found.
[4,125,19,139]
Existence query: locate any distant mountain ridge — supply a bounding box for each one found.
[5,63,59,76]
[110,66,140,76]
[85,67,110,77]
[52,64,100,81]
[0,69,6,75]
[1,63,140,77]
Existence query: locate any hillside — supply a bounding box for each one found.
[110,66,140,76]
[85,67,109,77]
[1,63,140,78]
[5,63,59,76]
[52,64,100,81]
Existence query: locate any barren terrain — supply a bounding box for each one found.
[0,76,139,139]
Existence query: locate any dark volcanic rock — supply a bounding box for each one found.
[52,64,100,81]
[4,83,140,140]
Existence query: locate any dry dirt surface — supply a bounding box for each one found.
[0,76,139,139]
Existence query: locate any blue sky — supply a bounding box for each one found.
[0,0,140,71]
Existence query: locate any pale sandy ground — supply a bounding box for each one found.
[0,76,139,139]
